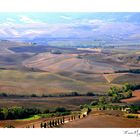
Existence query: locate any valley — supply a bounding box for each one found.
[0,11,140,129]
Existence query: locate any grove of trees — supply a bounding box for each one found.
[0,107,40,120]
[107,83,135,103]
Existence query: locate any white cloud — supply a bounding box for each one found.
[60,16,72,20]
[88,19,104,25]
[6,18,16,22]
[0,29,8,36]
[19,15,41,24]
[7,28,19,36]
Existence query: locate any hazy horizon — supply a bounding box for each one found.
[0,12,140,41]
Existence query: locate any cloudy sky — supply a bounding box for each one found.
[0,13,140,39]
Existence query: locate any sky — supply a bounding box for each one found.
[0,0,139,12]
[0,12,140,39]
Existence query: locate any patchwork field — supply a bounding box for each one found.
[23,52,124,73]
[0,69,115,95]
[1,46,140,95]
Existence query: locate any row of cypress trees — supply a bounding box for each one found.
[40,115,77,128]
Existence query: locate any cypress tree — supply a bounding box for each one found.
[63,117,65,123]
[40,122,43,128]
[61,118,63,124]
[44,123,47,128]
[52,120,55,126]
[49,121,52,127]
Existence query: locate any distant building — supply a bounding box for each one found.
[77,48,102,52]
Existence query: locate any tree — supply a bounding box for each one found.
[110,95,120,103]
[108,86,120,96]
[60,119,63,124]
[86,92,94,96]
[50,121,52,127]
[52,120,55,126]
[55,107,66,113]
[90,100,98,106]
[5,125,15,128]
[122,83,134,92]
[44,109,50,114]
[125,90,132,98]
[71,92,79,96]
[62,117,65,123]
[99,97,106,104]
[80,105,84,109]
[55,120,57,126]
[40,122,43,128]
[44,123,47,128]
[31,94,37,97]
[2,108,8,119]
[130,105,139,113]
[0,110,4,120]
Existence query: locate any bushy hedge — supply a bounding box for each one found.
[0,106,71,120]
[0,107,41,120]
[0,91,96,98]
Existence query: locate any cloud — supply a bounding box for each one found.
[60,16,72,20]
[88,19,105,25]
[6,18,16,22]
[19,15,41,24]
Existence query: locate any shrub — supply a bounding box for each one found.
[99,97,106,104]
[5,125,15,128]
[31,94,38,97]
[108,86,120,96]
[125,90,132,98]
[126,114,138,118]
[71,92,79,96]
[90,100,98,106]
[129,105,140,113]
[80,105,84,109]
[55,107,67,113]
[43,109,50,114]
[0,107,41,120]
[86,92,95,96]
[122,83,134,92]
[0,93,8,97]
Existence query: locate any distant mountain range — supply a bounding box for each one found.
[0,12,140,42]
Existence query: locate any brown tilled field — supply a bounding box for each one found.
[61,110,140,128]
[23,52,116,73]
[0,96,94,111]
[0,69,114,95]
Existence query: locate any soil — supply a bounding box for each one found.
[61,110,140,128]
